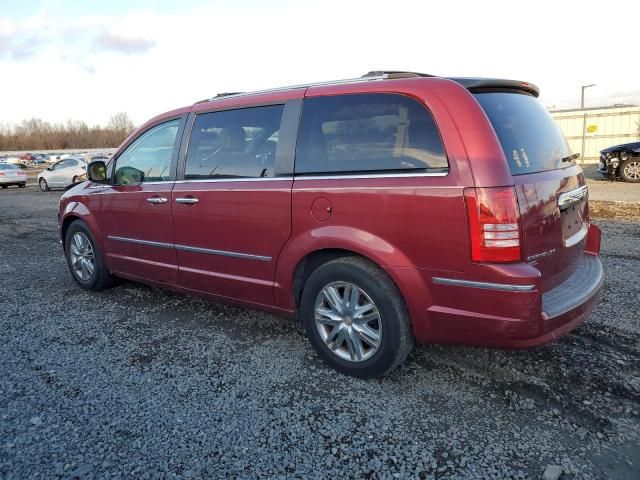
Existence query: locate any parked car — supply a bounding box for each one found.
[599,142,640,183]
[58,71,603,378]
[38,157,87,191]
[0,163,27,188]
[19,153,35,162]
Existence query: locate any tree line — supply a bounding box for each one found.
[0,113,136,151]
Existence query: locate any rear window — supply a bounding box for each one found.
[474,92,573,175]
[295,93,448,175]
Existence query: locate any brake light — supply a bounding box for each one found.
[464,187,521,262]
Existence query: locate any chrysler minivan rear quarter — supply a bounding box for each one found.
[59,72,603,378]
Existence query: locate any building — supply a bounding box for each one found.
[550,105,640,163]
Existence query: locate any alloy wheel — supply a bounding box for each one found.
[623,161,640,180]
[314,281,382,362]
[69,232,95,281]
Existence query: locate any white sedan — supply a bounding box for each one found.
[38,157,87,191]
[0,163,27,188]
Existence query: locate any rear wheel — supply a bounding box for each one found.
[64,220,115,291]
[300,256,414,378]
[39,178,49,191]
[1,185,7,189]
[19,183,26,188]
[620,158,640,183]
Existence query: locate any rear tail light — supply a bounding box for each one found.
[464,186,521,263]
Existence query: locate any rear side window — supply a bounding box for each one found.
[474,92,573,175]
[185,105,284,179]
[295,93,447,175]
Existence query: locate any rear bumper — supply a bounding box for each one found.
[393,226,604,348]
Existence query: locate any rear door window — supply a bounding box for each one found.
[185,105,284,179]
[295,93,448,175]
[474,92,574,175]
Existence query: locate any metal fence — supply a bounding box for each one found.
[550,105,640,163]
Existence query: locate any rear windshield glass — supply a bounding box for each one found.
[474,92,573,175]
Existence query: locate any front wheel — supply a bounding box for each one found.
[300,256,414,378]
[39,178,49,191]
[19,183,26,188]
[64,220,115,291]
[619,158,640,183]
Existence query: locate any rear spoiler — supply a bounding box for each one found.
[448,77,540,97]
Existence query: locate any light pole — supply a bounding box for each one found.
[580,84,596,164]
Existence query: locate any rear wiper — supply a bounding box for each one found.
[562,153,580,163]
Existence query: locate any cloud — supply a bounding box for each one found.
[93,32,155,55]
[0,33,43,62]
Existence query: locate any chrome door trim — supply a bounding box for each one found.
[432,277,536,292]
[175,244,271,261]
[107,235,174,249]
[558,185,588,211]
[146,197,168,204]
[175,197,199,204]
[173,177,294,184]
[294,172,448,180]
[107,235,271,261]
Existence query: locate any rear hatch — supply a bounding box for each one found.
[475,92,588,291]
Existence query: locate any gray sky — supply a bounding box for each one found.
[1,0,638,126]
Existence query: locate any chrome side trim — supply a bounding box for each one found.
[432,277,536,292]
[294,172,448,180]
[175,244,271,262]
[107,235,173,249]
[558,185,588,211]
[107,235,271,262]
[173,177,294,184]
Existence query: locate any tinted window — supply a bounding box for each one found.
[474,92,573,175]
[295,93,447,175]
[185,105,284,179]
[65,159,79,167]
[0,164,18,170]
[114,120,180,184]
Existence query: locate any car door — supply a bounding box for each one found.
[47,160,68,186]
[100,117,185,284]
[171,100,300,306]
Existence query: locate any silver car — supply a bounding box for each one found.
[0,163,27,188]
[38,157,87,191]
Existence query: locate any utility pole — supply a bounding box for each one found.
[580,84,596,165]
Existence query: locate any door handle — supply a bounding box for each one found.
[175,197,199,205]
[146,197,168,204]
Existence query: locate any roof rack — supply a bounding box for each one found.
[197,71,434,105]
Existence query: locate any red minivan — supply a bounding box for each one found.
[59,71,603,378]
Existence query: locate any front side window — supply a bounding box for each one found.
[185,105,284,179]
[113,119,180,185]
[295,93,448,175]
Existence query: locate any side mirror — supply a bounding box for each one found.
[87,160,108,183]
[47,166,52,171]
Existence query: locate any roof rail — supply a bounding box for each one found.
[362,70,435,79]
[197,71,429,105]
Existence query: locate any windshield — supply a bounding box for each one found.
[474,92,573,175]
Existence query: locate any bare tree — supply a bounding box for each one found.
[0,113,137,150]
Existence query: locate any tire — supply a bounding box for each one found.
[300,256,414,378]
[72,176,80,183]
[1,185,7,189]
[39,178,49,192]
[19,183,26,188]
[619,158,640,183]
[64,219,115,291]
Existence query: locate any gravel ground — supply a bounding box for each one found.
[1,187,639,479]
